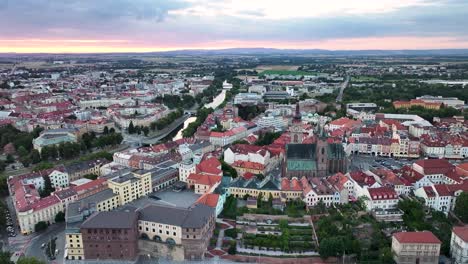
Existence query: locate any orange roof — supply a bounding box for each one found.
[196,193,219,208]
[197,157,222,176]
[188,173,222,187]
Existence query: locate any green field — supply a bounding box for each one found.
[259,70,318,76]
[351,76,380,82]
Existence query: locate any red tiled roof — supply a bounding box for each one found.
[197,157,222,176]
[453,226,468,242]
[280,177,303,191]
[368,187,398,200]
[188,173,221,187]
[31,195,60,211]
[393,231,441,244]
[196,193,219,208]
[327,172,350,191]
[232,160,264,170]
[72,178,107,193]
[414,159,454,175]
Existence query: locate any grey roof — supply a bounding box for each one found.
[138,204,214,229]
[286,144,316,160]
[110,173,138,184]
[66,189,117,222]
[65,159,108,174]
[189,140,211,152]
[81,211,138,229]
[150,167,177,181]
[101,168,133,180]
[54,188,78,200]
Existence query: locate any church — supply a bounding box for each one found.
[284,103,348,178]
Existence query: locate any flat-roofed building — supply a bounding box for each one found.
[107,170,152,205]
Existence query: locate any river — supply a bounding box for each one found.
[172,89,226,140]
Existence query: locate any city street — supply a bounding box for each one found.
[25,223,66,264]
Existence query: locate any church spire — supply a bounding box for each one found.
[293,102,301,122]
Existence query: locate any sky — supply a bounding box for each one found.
[0,0,467,53]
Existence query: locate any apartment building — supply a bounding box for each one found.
[65,159,108,182]
[107,170,152,205]
[137,203,215,260]
[392,231,441,264]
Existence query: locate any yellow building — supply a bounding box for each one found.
[229,176,304,202]
[108,170,152,205]
[65,231,84,261]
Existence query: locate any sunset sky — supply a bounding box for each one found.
[1,0,467,53]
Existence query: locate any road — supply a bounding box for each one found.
[25,223,66,264]
[336,76,349,102]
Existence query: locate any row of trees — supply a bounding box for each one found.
[127,109,185,136]
[153,94,195,109]
[182,107,213,137]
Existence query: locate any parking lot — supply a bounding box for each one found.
[350,155,413,171]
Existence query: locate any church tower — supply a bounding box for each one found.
[289,103,303,144]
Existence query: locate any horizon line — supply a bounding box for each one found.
[2,46,468,55]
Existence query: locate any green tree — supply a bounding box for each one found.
[32,162,53,172]
[83,174,98,180]
[18,146,29,157]
[454,192,468,222]
[55,211,65,222]
[128,121,135,134]
[0,251,14,264]
[34,221,48,232]
[379,247,394,264]
[30,149,41,164]
[5,154,15,164]
[319,237,344,258]
[0,175,9,196]
[39,175,55,198]
[17,256,46,264]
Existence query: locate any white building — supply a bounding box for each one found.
[364,187,399,212]
[450,226,468,264]
[49,169,69,188]
[222,80,233,90]
[179,160,196,183]
[233,93,263,105]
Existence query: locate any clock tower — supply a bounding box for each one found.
[289,103,303,144]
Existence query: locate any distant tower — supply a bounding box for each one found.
[289,103,303,144]
[316,136,329,177]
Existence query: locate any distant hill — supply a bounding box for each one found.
[2,48,468,57]
[151,48,468,56]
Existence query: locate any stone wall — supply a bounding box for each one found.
[138,239,185,262]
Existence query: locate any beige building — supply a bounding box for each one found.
[392,231,441,264]
[108,170,152,205]
[137,203,215,260]
[17,195,64,234]
[65,232,84,261]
